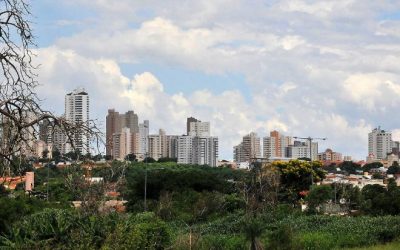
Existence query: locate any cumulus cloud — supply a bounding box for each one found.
[33,1,400,160]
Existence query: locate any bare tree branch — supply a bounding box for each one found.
[0,0,103,181]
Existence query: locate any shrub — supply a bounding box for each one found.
[294,231,336,250]
[197,234,246,250]
[103,212,172,249]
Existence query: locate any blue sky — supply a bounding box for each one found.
[32,0,400,160]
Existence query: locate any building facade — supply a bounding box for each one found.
[138,120,149,157]
[106,109,139,156]
[112,127,131,160]
[318,148,343,161]
[233,132,261,163]
[65,88,89,155]
[368,127,392,160]
[286,140,318,160]
[263,130,292,159]
[188,120,210,137]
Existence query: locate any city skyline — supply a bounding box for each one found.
[32,1,400,160]
[41,87,400,161]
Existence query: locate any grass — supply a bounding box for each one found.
[344,240,400,250]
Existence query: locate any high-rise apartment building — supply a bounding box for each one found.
[148,129,168,160]
[138,120,149,157]
[186,117,199,135]
[233,143,244,163]
[192,136,219,166]
[39,119,67,154]
[233,132,261,162]
[263,130,292,159]
[368,127,392,160]
[65,88,89,155]
[177,135,193,164]
[177,117,218,166]
[106,109,120,156]
[106,109,139,156]
[286,140,318,160]
[166,135,179,159]
[112,127,131,160]
[188,120,210,137]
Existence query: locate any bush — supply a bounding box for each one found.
[266,225,294,250]
[103,212,172,249]
[197,234,246,250]
[294,231,335,250]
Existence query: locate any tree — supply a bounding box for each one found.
[271,160,326,203]
[239,162,281,215]
[338,161,362,174]
[361,184,390,215]
[103,212,172,249]
[125,153,136,162]
[143,157,156,163]
[387,162,400,175]
[305,185,333,213]
[51,149,61,162]
[42,149,49,159]
[157,157,177,163]
[0,0,101,179]
[363,162,383,173]
[243,217,264,250]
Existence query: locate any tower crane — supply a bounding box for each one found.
[293,136,327,161]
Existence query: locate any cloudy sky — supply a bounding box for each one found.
[32,0,400,160]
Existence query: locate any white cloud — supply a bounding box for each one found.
[33,1,400,160]
[343,73,400,111]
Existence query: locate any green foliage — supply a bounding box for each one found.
[196,234,246,250]
[5,161,400,249]
[0,196,56,235]
[125,153,137,162]
[266,224,295,250]
[1,208,120,249]
[124,163,245,214]
[103,212,171,249]
[387,162,400,175]
[269,215,400,248]
[144,157,157,163]
[363,162,383,172]
[243,216,265,250]
[294,231,335,250]
[305,185,333,213]
[339,161,362,174]
[157,157,177,163]
[272,160,326,202]
[361,183,400,215]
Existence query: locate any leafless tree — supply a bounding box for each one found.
[238,162,281,216]
[0,0,102,182]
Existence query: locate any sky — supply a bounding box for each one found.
[31,0,400,160]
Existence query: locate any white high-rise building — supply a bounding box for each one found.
[368,127,392,160]
[65,88,89,155]
[192,137,219,166]
[287,140,318,160]
[188,121,210,137]
[178,118,218,166]
[138,120,149,157]
[177,136,193,164]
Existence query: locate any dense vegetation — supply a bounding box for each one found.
[1,160,400,249]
